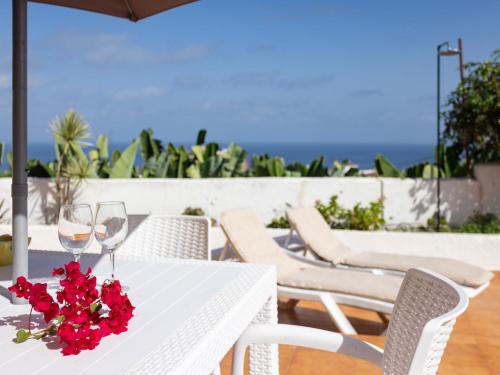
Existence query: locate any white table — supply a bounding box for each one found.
[0,250,278,374]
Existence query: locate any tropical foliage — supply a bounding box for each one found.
[1,110,366,179]
[267,195,385,231]
[426,211,500,234]
[443,50,500,177]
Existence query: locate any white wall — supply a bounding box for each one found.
[1,225,498,270]
[475,163,500,217]
[0,171,497,226]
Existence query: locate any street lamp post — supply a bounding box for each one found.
[436,41,461,232]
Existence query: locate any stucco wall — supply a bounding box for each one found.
[2,225,497,270]
[475,163,500,217]
[0,169,498,226]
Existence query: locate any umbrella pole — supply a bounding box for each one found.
[11,0,28,304]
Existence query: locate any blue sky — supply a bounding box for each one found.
[0,0,498,144]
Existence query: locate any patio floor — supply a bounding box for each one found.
[221,272,499,374]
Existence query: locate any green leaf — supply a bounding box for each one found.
[96,134,109,159]
[90,303,102,313]
[139,129,161,161]
[374,153,403,177]
[110,139,139,178]
[186,164,201,179]
[191,145,205,163]
[111,149,121,164]
[88,149,99,161]
[15,329,30,343]
[196,129,207,145]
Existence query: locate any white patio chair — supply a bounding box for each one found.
[119,214,211,260]
[118,214,220,375]
[232,268,469,375]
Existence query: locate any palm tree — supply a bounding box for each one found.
[50,110,92,213]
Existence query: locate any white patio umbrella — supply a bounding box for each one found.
[11,0,198,303]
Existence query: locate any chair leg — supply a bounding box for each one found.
[319,294,357,335]
[218,241,230,261]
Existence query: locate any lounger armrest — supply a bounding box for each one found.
[231,324,383,375]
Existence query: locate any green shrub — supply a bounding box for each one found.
[315,195,385,231]
[182,207,206,216]
[266,215,290,229]
[426,213,452,232]
[426,211,500,234]
[460,212,500,233]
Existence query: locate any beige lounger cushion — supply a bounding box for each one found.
[287,207,493,288]
[286,207,353,264]
[220,208,303,280]
[343,252,493,288]
[279,267,402,303]
[221,208,402,302]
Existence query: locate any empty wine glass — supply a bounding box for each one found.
[58,204,93,263]
[94,201,128,280]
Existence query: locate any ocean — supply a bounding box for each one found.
[7,142,435,171]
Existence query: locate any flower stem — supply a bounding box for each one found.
[28,307,33,334]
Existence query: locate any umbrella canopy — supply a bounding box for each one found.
[29,0,197,21]
[10,0,198,304]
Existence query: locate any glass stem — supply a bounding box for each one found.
[74,253,81,263]
[109,249,115,280]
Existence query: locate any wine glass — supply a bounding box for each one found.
[94,201,128,280]
[58,204,94,263]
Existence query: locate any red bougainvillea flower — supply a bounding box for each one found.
[60,305,89,325]
[52,267,65,277]
[8,276,32,299]
[59,323,103,356]
[28,283,60,323]
[99,281,135,337]
[9,261,134,356]
[101,280,123,309]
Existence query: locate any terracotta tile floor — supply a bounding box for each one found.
[221,273,499,374]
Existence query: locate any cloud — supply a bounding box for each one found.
[350,89,383,97]
[109,86,166,102]
[53,31,211,65]
[226,72,333,90]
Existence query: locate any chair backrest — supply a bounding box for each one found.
[119,215,210,261]
[220,209,304,279]
[382,268,468,375]
[286,207,352,264]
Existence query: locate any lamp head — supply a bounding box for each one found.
[438,42,461,56]
[440,47,460,56]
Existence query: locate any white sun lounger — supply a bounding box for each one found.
[285,207,493,298]
[220,208,405,334]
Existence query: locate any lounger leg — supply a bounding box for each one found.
[284,228,294,248]
[278,298,299,310]
[377,312,390,327]
[319,294,357,335]
[248,294,279,375]
[218,241,230,261]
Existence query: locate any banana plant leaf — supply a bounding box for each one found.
[375,153,403,177]
[110,139,139,178]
